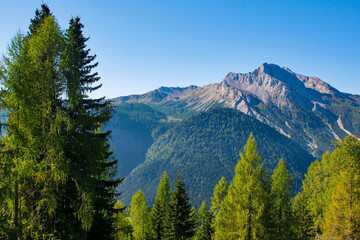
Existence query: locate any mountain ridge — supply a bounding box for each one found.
[112,63,360,157]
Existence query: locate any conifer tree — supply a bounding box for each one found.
[150,172,171,239]
[270,158,293,239]
[113,201,133,240]
[60,16,122,240]
[168,173,196,240]
[301,158,327,234]
[195,201,213,240]
[211,177,228,216]
[292,193,314,240]
[216,134,271,240]
[322,136,360,239]
[0,4,121,239]
[211,177,228,240]
[130,190,151,240]
[0,6,66,238]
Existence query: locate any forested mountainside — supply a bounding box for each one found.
[118,108,315,207]
[105,103,175,177]
[113,63,360,158]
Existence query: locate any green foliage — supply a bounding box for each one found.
[210,177,228,216]
[150,172,171,240]
[195,201,213,240]
[147,100,197,119]
[216,134,271,240]
[0,10,66,238]
[292,193,314,240]
[120,108,314,208]
[168,173,196,240]
[270,158,293,240]
[297,136,360,239]
[113,201,133,240]
[57,16,121,240]
[321,136,360,239]
[0,4,120,239]
[211,177,228,240]
[130,190,151,240]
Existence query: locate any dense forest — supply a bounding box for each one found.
[119,108,315,207]
[117,134,360,240]
[1,4,360,240]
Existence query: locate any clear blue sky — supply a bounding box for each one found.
[1,0,360,99]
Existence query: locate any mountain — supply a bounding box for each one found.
[118,108,315,207]
[105,103,175,177]
[113,63,360,157]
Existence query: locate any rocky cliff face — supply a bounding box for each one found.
[113,63,360,157]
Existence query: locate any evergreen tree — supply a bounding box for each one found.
[168,173,196,240]
[150,172,171,239]
[270,158,293,239]
[216,134,271,240]
[292,193,314,240]
[195,201,213,240]
[0,4,121,239]
[211,177,228,240]
[60,16,122,240]
[130,190,151,240]
[28,4,51,34]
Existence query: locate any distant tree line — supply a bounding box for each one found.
[116,134,360,240]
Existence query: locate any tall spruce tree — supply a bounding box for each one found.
[150,172,171,239]
[270,158,293,239]
[292,193,314,240]
[60,16,122,240]
[130,190,151,240]
[216,134,271,240]
[168,173,196,240]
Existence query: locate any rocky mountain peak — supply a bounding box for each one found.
[222,63,338,109]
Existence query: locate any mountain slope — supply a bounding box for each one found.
[105,103,174,177]
[119,108,315,207]
[113,63,360,157]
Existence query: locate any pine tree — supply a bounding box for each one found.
[130,190,151,240]
[216,133,271,240]
[292,193,314,240]
[211,177,228,240]
[150,172,171,239]
[168,173,196,240]
[195,201,213,240]
[270,158,293,239]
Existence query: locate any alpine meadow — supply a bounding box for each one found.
[1,3,360,240]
